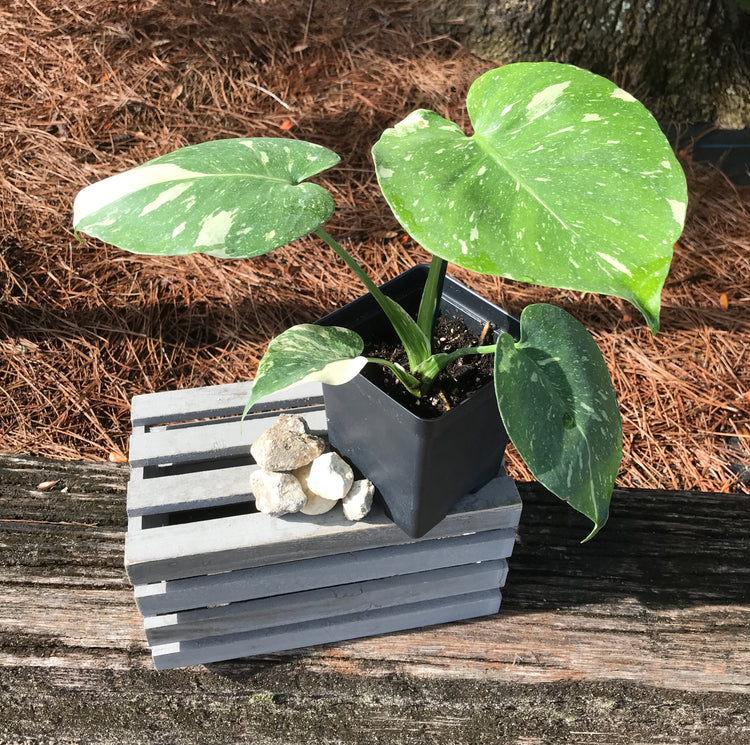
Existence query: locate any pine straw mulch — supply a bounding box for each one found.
[1,0,748,495]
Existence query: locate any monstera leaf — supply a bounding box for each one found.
[74,138,340,258]
[373,62,688,333]
[494,303,622,540]
[243,324,367,417]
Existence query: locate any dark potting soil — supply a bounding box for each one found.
[361,315,495,418]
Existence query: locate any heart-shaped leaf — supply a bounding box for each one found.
[74,138,340,258]
[372,62,687,333]
[243,324,367,417]
[494,303,622,540]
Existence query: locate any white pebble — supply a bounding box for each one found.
[342,479,375,521]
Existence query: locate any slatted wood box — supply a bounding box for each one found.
[125,381,522,670]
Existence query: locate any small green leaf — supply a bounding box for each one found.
[372,62,688,333]
[74,138,340,258]
[243,324,367,417]
[494,303,622,539]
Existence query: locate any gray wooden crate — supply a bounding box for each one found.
[125,381,522,670]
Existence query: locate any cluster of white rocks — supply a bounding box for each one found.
[249,414,374,521]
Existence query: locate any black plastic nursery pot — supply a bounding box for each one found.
[318,265,520,539]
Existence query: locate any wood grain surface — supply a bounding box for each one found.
[1,453,748,744]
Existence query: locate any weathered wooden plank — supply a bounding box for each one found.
[150,590,502,670]
[2,453,750,745]
[124,474,522,584]
[130,380,324,426]
[143,561,507,645]
[134,528,516,615]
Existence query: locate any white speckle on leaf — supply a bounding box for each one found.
[546,126,574,137]
[661,160,672,169]
[379,168,393,178]
[260,151,269,164]
[470,226,479,241]
[139,182,192,217]
[501,104,514,116]
[172,222,186,237]
[611,87,636,102]
[195,209,236,247]
[526,81,571,120]
[264,230,276,241]
[667,199,686,225]
[535,177,550,182]
[597,252,632,276]
[603,215,621,225]
[582,113,601,122]
[477,165,487,176]
[607,140,620,145]
[528,144,544,154]
[459,239,469,255]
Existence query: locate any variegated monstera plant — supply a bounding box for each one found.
[74,62,687,540]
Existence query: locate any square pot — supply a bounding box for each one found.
[318,265,520,538]
[125,382,522,670]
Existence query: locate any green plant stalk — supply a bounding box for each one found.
[416,255,448,342]
[314,227,431,370]
[415,345,496,394]
[365,357,422,397]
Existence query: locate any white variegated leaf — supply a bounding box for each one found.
[494,303,622,540]
[74,138,340,258]
[243,324,367,416]
[373,62,688,333]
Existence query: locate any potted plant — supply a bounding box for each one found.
[73,62,687,541]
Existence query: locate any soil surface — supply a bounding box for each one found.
[363,315,495,417]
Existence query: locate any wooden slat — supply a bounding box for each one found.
[150,590,502,670]
[144,561,507,644]
[134,528,516,615]
[128,408,328,467]
[131,381,324,427]
[127,462,258,516]
[124,474,522,584]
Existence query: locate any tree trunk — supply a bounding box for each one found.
[426,0,750,127]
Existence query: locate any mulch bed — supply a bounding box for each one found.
[1,0,748,494]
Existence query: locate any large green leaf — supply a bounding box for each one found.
[74,138,340,258]
[494,303,622,540]
[243,324,367,417]
[372,62,688,333]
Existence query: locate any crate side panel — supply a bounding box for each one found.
[128,409,328,468]
[131,381,324,427]
[144,560,506,644]
[150,589,502,670]
[125,475,522,584]
[133,528,516,615]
